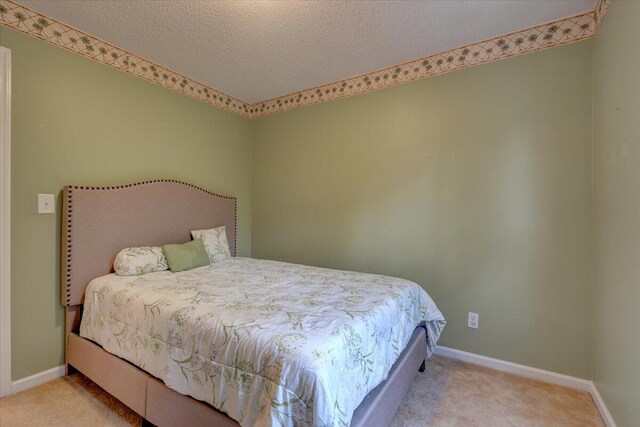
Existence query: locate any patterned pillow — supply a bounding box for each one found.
[113,246,169,276]
[190,226,231,263]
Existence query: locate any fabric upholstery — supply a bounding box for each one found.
[61,180,236,306]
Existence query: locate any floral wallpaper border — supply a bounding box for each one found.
[0,0,612,119]
[594,0,612,29]
[0,0,251,116]
[251,1,610,118]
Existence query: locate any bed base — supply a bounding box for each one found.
[66,326,427,427]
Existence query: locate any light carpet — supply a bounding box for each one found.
[0,356,604,426]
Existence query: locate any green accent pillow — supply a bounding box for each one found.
[162,238,210,273]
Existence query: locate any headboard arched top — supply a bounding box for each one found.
[61,180,237,307]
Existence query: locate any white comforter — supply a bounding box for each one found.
[80,258,445,427]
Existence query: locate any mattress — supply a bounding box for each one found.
[80,257,445,427]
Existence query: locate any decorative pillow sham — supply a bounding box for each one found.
[190,226,231,263]
[162,238,210,273]
[113,246,168,276]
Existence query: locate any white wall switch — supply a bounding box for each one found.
[468,312,479,329]
[38,194,55,214]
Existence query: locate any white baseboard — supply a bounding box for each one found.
[433,346,617,427]
[10,365,65,395]
[434,345,592,391]
[6,350,619,427]
[589,382,617,427]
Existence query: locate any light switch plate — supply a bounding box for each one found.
[38,194,55,214]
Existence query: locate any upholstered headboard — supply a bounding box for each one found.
[61,180,236,308]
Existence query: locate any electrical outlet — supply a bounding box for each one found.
[468,312,479,329]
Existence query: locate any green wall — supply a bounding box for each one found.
[5,10,636,416]
[252,42,594,378]
[593,2,640,426]
[1,27,253,380]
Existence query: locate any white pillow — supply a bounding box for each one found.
[190,226,231,263]
[113,246,169,276]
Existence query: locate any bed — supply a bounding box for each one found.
[61,180,445,427]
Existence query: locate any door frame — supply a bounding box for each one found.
[0,45,12,397]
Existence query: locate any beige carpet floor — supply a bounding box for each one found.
[0,356,604,427]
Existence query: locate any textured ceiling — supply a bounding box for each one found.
[18,0,595,104]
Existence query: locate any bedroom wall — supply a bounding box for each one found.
[1,27,253,380]
[251,41,594,378]
[592,2,640,426]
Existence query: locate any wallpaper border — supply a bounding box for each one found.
[250,5,605,118]
[0,0,612,119]
[0,0,251,117]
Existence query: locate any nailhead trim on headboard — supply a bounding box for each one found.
[63,179,237,306]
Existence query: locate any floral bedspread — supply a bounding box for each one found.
[80,258,445,427]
